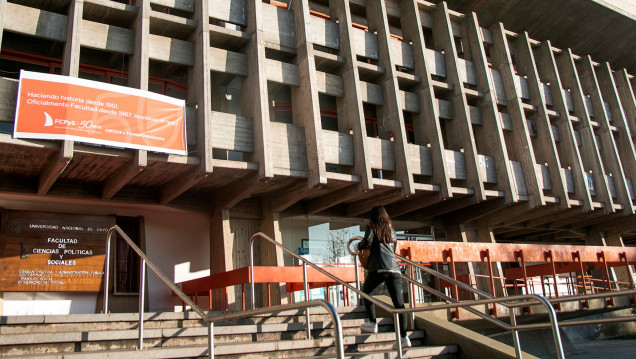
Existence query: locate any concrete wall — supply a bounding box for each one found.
[140,209,209,312]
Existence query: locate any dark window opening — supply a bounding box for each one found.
[0,49,187,97]
[114,216,142,294]
[363,103,378,137]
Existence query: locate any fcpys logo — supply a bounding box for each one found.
[44,112,53,126]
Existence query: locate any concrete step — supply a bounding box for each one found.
[0,306,456,358]
[0,318,401,354]
[0,306,368,335]
[10,342,458,359]
[0,315,395,344]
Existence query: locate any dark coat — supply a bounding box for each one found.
[357,226,400,273]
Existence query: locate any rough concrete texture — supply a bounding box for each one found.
[372,295,539,359]
[491,327,575,358]
[568,338,636,359]
[561,308,636,341]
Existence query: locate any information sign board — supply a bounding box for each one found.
[0,209,115,292]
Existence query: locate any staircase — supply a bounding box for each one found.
[0,306,458,358]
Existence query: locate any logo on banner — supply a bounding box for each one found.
[43,112,53,127]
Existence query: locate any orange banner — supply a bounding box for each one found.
[14,70,186,155]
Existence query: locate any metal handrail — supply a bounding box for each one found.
[103,225,345,358]
[249,232,408,353]
[249,232,561,358]
[397,252,636,358]
[374,238,563,358]
[396,256,565,358]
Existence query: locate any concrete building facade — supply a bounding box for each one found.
[0,0,635,314]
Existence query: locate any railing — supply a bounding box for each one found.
[396,252,636,359]
[103,225,345,358]
[249,232,562,358]
[250,232,412,355]
[506,273,626,298]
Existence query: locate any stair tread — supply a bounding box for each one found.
[0,306,364,327]
[0,309,458,358]
[1,317,399,343]
[12,343,459,359]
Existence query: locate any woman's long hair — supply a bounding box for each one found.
[368,205,393,243]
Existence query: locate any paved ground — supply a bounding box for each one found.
[566,339,636,359]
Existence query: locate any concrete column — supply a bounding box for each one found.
[446,224,506,300]
[62,0,83,77]
[242,0,273,180]
[463,13,518,205]
[606,232,636,288]
[473,226,506,298]
[210,205,261,311]
[210,207,230,311]
[0,0,6,48]
[258,202,287,306]
[399,0,452,198]
[432,3,485,201]
[101,0,148,200]
[36,0,82,196]
[189,0,213,172]
[534,40,594,211]
[366,0,415,195]
[290,0,327,188]
[445,224,474,300]
[329,0,373,191]
[583,230,636,291]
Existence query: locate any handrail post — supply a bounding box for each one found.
[103,228,114,314]
[533,295,565,359]
[394,312,403,359]
[324,300,345,359]
[509,306,522,359]
[407,263,415,328]
[208,321,214,359]
[250,238,256,310]
[138,258,146,350]
[303,262,312,339]
[348,236,362,306]
[354,255,360,305]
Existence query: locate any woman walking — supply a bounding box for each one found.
[357,205,411,347]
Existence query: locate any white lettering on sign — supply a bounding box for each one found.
[46,259,77,266]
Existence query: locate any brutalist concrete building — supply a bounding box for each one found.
[0,0,635,314]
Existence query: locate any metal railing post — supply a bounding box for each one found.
[103,229,113,313]
[303,262,312,339]
[348,236,362,306]
[408,263,415,328]
[509,307,522,359]
[533,294,565,359]
[354,255,360,305]
[138,258,146,350]
[325,300,345,359]
[394,312,403,359]
[208,321,214,359]
[250,241,256,310]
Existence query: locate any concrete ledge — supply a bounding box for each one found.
[414,312,540,359]
[372,295,539,359]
